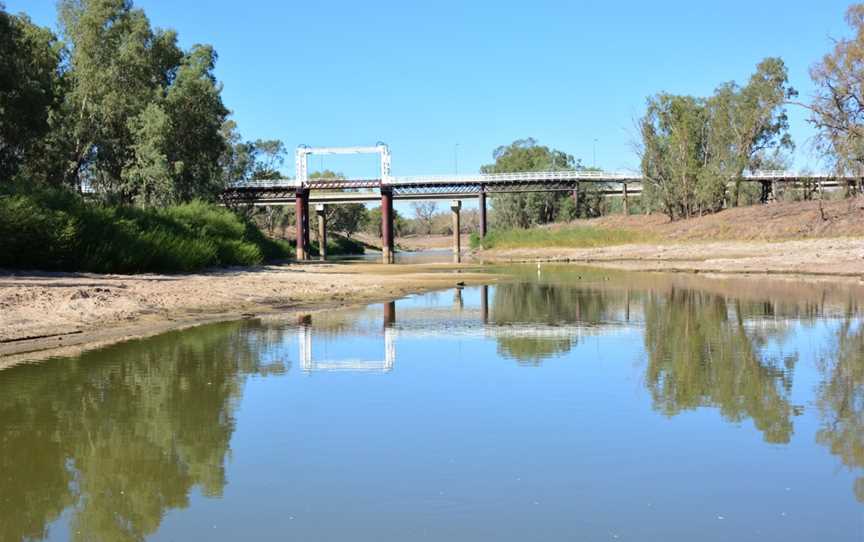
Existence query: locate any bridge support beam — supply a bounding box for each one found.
[316,204,326,261]
[381,188,394,264]
[295,189,310,260]
[451,199,462,263]
[622,182,629,215]
[573,182,581,216]
[478,189,487,237]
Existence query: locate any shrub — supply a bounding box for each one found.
[0,184,292,273]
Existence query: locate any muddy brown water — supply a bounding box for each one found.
[2,265,863,541]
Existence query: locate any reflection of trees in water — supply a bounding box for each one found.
[644,289,797,444]
[816,318,864,502]
[495,337,574,365]
[0,320,284,542]
[491,282,620,363]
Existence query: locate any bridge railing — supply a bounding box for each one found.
[385,170,642,185]
[222,170,854,191]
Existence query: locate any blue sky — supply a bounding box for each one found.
[7,0,852,178]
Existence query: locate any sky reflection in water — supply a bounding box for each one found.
[1,266,863,541]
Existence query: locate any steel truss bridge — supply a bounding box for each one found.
[219,144,861,263]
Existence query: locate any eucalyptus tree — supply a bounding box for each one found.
[482,138,596,229]
[0,6,62,181]
[809,4,864,175]
[639,59,794,219]
[54,0,228,204]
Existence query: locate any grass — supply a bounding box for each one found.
[0,184,292,273]
[471,225,651,250]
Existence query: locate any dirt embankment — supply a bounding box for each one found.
[0,263,494,360]
[485,199,864,276]
[590,198,864,240]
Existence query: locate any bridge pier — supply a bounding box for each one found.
[478,189,487,237]
[316,204,326,260]
[573,182,581,216]
[759,180,773,204]
[295,189,310,260]
[381,188,394,264]
[451,200,462,263]
[622,182,629,215]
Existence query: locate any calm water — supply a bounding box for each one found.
[2,266,864,541]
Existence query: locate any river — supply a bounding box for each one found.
[2,265,862,540]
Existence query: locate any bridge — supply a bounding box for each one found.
[220,144,859,263]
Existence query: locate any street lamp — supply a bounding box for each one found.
[593,139,598,169]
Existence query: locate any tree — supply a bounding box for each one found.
[809,4,864,175]
[309,170,368,237]
[482,138,593,229]
[411,201,437,234]
[249,139,287,180]
[639,58,795,219]
[0,7,62,180]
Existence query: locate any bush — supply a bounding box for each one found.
[0,184,292,273]
[310,234,365,256]
[477,225,649,250]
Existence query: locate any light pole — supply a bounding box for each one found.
[593,139,598,169]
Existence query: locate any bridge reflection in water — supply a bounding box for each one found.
[296,284,638,372]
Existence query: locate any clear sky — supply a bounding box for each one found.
[6,0,853,178]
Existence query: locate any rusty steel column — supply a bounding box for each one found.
[295,189,310,260]
[383,300,396,328]
[451,199,462,263]
[381,188,394,264]
[316,204,326,261]
[478,188,487,237]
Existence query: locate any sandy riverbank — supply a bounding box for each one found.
[483,238,864,276]
[0,262,494,361]
[4,233,864,363]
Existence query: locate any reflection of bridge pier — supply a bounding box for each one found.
[481,285,489,324]
[384,301,396,328]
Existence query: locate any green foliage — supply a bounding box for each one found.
[482,138,599,229]
[476,225,649,250]
[809,4,864,175]
[0,185,291,273]
[365,205,406,237]
[308,171,370,237]
[0,7,62,180]
[310,234,366,256]
[640,58,796,220]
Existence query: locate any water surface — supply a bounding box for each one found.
[2,266,863,540]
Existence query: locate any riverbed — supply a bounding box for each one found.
[1,265,862,540]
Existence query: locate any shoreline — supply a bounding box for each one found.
[3,237,864,364]
[479,237,864,277]
[0,262,495,365]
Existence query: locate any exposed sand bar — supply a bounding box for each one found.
[0,262,495,361]
[484,237,864,277]
[3,237,864,362]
